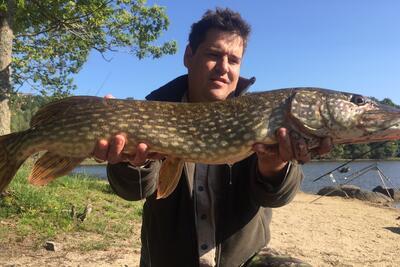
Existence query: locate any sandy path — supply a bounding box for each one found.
[1,192,399,266]
[270,192,400,267]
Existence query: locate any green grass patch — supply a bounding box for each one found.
[0,163,143,250]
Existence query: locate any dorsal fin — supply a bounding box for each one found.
[30,96,101,127]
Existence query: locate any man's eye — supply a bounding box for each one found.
[229,58,240,64]
[208,53,219,58]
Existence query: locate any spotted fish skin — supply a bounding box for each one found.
[1,88,400,195]
[22,92,288,164]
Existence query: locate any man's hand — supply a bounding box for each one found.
[253,128,332,178]
[92,134,164,166]
[92,94,164,166]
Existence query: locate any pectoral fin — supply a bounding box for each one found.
[157,157,184,199]
[29,152,85,186]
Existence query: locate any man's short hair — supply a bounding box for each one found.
[189,8,251,53]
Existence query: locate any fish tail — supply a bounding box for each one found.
[0,131,32,192]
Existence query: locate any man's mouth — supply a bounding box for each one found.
[210,77,229,84]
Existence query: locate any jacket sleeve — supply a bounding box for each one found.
[249,159,303,208]
[107,160,162,201]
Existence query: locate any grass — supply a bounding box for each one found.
[0,162,143,250]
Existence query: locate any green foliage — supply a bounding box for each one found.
[0,163,143,249]
[325,144,344,159]
[6,0,177,97]
[342,144,371,159]
[369,141,398,159]
[9,93,47,131]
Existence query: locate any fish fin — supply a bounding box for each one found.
[156,157,184,199]
[28,152,85,186]
[30,96,100,127]
[0,131,31,192]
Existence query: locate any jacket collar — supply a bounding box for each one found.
[145,74,256,102]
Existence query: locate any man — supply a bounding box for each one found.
[93,8,331,267]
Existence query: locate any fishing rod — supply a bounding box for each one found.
[312,141,391,182]
[312,121,400,183]
[309,162,393,204]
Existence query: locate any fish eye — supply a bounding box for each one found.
[350,95,366,105]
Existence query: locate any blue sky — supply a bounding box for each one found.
[70,0,400,103]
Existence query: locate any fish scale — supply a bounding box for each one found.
[1,87,400,198]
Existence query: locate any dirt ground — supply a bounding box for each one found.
[1,192,399,267]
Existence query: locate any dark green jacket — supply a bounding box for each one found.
[107,75,303,267]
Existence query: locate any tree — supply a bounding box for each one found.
[325,144,344,159]
[342,143,370,159]
[0,0,177,134]
[369,141,398,159]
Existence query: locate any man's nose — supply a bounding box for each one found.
[215,56,229,74]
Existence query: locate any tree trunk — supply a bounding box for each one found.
[0,0,15,135]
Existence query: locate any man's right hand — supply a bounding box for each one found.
[92,134,164,166]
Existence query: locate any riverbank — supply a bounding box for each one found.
[1,191,399,266]
[270,192,400,266]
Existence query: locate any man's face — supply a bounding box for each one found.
[184,29,244,102]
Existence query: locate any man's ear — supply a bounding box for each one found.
[183,45,193,68]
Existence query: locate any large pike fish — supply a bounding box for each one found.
[1,88,399,198]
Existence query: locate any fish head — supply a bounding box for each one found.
[289,88,400,145]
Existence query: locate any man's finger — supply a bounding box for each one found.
[129,143,149,166]
[314,137,333,155]
[92,139,109,162]
[108,135,126,164]
[276,128,293,162]
[296,151,312,164]
[104,94,115,99]
[253,143,278,158]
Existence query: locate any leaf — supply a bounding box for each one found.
[8,0,177,98]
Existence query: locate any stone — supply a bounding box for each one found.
[372,185,400,201]
[317,184,393,204]
[44,241,61,252]
[316,185,361,198]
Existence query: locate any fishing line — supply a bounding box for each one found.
[376,170,393,200]
[94,71,112,96]
[138,167,143,199]
[312,141,390,182]
[310,162,398,203]
[313,121,400,182]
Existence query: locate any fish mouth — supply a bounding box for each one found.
[350,103,400,143]
[336,133,400,145]
[344,113,400,144]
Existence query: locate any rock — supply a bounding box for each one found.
[317,186,347,197]
[0,191,11,198]
[353,191,392,203]
[340,185,363,198]
[372,186,400,201]
[338,166,351,173]
[317,185,361,198]
[76,203,93,222]
[317,184,393,204]
[44,241,61,252]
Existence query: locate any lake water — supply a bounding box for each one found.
[301,160,400,193]
[72,160,400,207]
